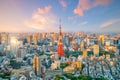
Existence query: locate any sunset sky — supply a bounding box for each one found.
[0,0,120,33]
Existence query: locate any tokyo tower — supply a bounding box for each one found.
[57,20,64,56]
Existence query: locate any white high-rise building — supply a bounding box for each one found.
[0,32,8,44]
[17,47,26,61]
[93,44,99,56]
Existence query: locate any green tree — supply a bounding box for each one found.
[63,73,73,79]
[95,77,108,80]
[54,75,65,80]
[78,75,92,80]
[60,63,68,69]
[71,76,78,80]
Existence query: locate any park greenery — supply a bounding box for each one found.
[0,71,14,79]
[54,75,65,80]
[55,73,108,80]
[10,60,21,69]
[60,62,68,69]
[99,50,115,58]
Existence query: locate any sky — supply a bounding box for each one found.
[0,0,120,33]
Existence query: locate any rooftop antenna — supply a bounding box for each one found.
[59,19,61,32]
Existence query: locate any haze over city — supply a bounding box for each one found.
[0,0,120,33]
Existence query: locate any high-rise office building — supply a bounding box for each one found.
[42,33,45,39]
[27,35,31,43]
[98,35,104,46]
[37,33,41,40]
[117,44,120,55]
[33,54,41,76]
[93,41,99,56]
[17,47,26,61]
[113,39,118,46]
[63,35,70,47]
[86,38,90,46]
[0,32,8,44]
[118,38,120,45]
[0,35,1,44]
[83,49,87,58]
[33,34,37,45]
[80,41,84,51]
[50,33,56,45]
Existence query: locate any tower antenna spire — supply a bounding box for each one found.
[59,19,61,33]
[59,19,61,31]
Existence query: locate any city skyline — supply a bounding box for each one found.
[0,0,120,33]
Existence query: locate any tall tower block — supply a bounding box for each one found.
[33,54,41,76]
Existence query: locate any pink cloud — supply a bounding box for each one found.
[74,7,83,16]
[74,0,112,16]
[60,0,67,7]
[24,6,57,32]
[100,18,120,28]
[93,0,112,6]
[0,25,32,33]
[80,0,91,10]
[37,6,51,14]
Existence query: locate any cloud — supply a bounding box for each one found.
[0,25,34,33]
[100,18,120,28]
[74,0,112,16]
[24,5,57,32]
[37,6,51,14]
[80,21,88,25]
[74,7,83,16]
[60,0,67,7]
[68,16,78,20]
[0,26,19,32]
[93,0,112,6]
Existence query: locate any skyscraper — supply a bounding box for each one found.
[33,34,37,45]
[80,41,85,51]
[27,35,31,43]
[93,42,99,56]
[33,54,41,76]
[63,35,70,47]
[17,47,26,61]
[98,35,104,46]
[57,20,64,56]
[37,33,41,40]
[0,32,8,44]
[83,49,87,58]
[117,44,120,55]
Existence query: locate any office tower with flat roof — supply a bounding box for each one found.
[93,41,99,56]
[33,54,41,76]
[98,35,105,46]
[33,34,37,45]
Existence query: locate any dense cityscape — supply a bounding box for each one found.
[0,25,120,80]
[0,0,120,80]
